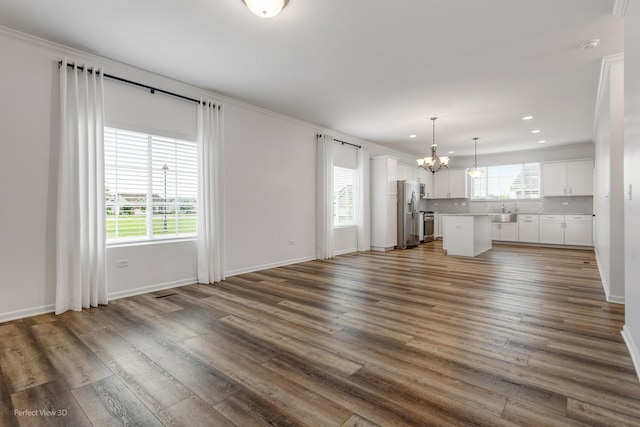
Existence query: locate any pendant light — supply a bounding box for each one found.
[242,0,289,18]
[416,117,450,173]
[467,137,484,178]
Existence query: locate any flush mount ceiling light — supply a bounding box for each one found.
[417,117,449,174]
[467,137,484,178]
[522,115,534,120]
[242,0,289,18]
[409,134,417,138]
[531,129,541,134]
[580,39,600,50]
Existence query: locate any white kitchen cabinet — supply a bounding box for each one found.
[449,169,468,198]
[434,213,443,238]
[492,223,518,241]
[538,215,565,244]
[396,164,406,181]
[538,214,593,246]
[566,161,594,196]
[433,169,468,198]
[433,171,450,198]
[564,215,593,246]
[419,169,434,198]
[542,160,594,196]
[517,214,539,243]
[371,156,398,251]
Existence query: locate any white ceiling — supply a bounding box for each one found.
[0,0,623,157]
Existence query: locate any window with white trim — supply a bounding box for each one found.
[105,127,198,243]
[333,166,355,227]
[471,163,541,200]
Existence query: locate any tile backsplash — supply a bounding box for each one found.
[426,196,593,215]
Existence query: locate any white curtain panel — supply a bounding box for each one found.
[56,59,107,314]
[316,134,334,259]
[356,146,371,251]
[197,101,225,284]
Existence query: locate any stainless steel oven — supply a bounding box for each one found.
[423,211,435,242]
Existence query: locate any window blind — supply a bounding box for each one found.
[471,163,541,200]
[105,127,198,242]
[333,166,355,227]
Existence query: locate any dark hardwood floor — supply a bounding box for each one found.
[2,241,640,426]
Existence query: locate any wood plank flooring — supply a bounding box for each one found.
[2,241,640,426]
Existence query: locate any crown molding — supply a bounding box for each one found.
[594,53,624,131]
[613,0,629,17]
[0,25,379,151]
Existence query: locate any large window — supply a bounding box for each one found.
[333,166,355,227]
[471,163,540,200]
[105,127,198,243]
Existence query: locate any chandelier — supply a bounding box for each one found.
[242,0,289,18]
[467,137,485,178]
[417,117,449,173]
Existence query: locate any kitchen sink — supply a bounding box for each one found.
[491,213,518,223]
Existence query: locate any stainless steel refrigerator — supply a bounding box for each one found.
[397,180,421,249]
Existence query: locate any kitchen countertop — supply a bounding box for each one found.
[436,212,593,215]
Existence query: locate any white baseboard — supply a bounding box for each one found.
[334,248,358,256]
[0,304,55,323]
[108,277,198,301]
[226,255,316,277]
[594,249,625,304]
[622,325,640,383]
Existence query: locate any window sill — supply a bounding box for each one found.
[334,224,357,229]
[107,236,197,249]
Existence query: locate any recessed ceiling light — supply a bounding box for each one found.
[522,116,533,120]
[531,130,541,134]
[538,140,546,144]
[448,151,455,154]
[409,134,417,138]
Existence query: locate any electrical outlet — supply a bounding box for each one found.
[117,259,129,268]
[562,201,569,206]
[434,202,439,206]
[461,202,466,206]
[289,240,295,245]
[454,202,459,206]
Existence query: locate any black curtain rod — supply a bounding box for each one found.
[58,61,218,108]
[335,139,362,149]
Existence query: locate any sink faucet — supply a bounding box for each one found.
[501,204,505,213]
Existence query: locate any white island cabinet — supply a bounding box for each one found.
[442,214,492,256]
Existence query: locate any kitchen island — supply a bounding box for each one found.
[442,214,492,256]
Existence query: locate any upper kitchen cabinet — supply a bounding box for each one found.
[542,160,594,196]
[434,169,468,199]
[419,169,434,198]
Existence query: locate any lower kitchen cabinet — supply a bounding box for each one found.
[517,214,539,243]
[539,214,593,246]
[539,215,565,245]
[564,215,593,246]
[491,222,518,241]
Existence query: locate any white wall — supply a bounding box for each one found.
[623,1,640,381]
[594,55,625,303]
[0,33,59,319]
[0,28,376,320]
[223,104,317,275]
